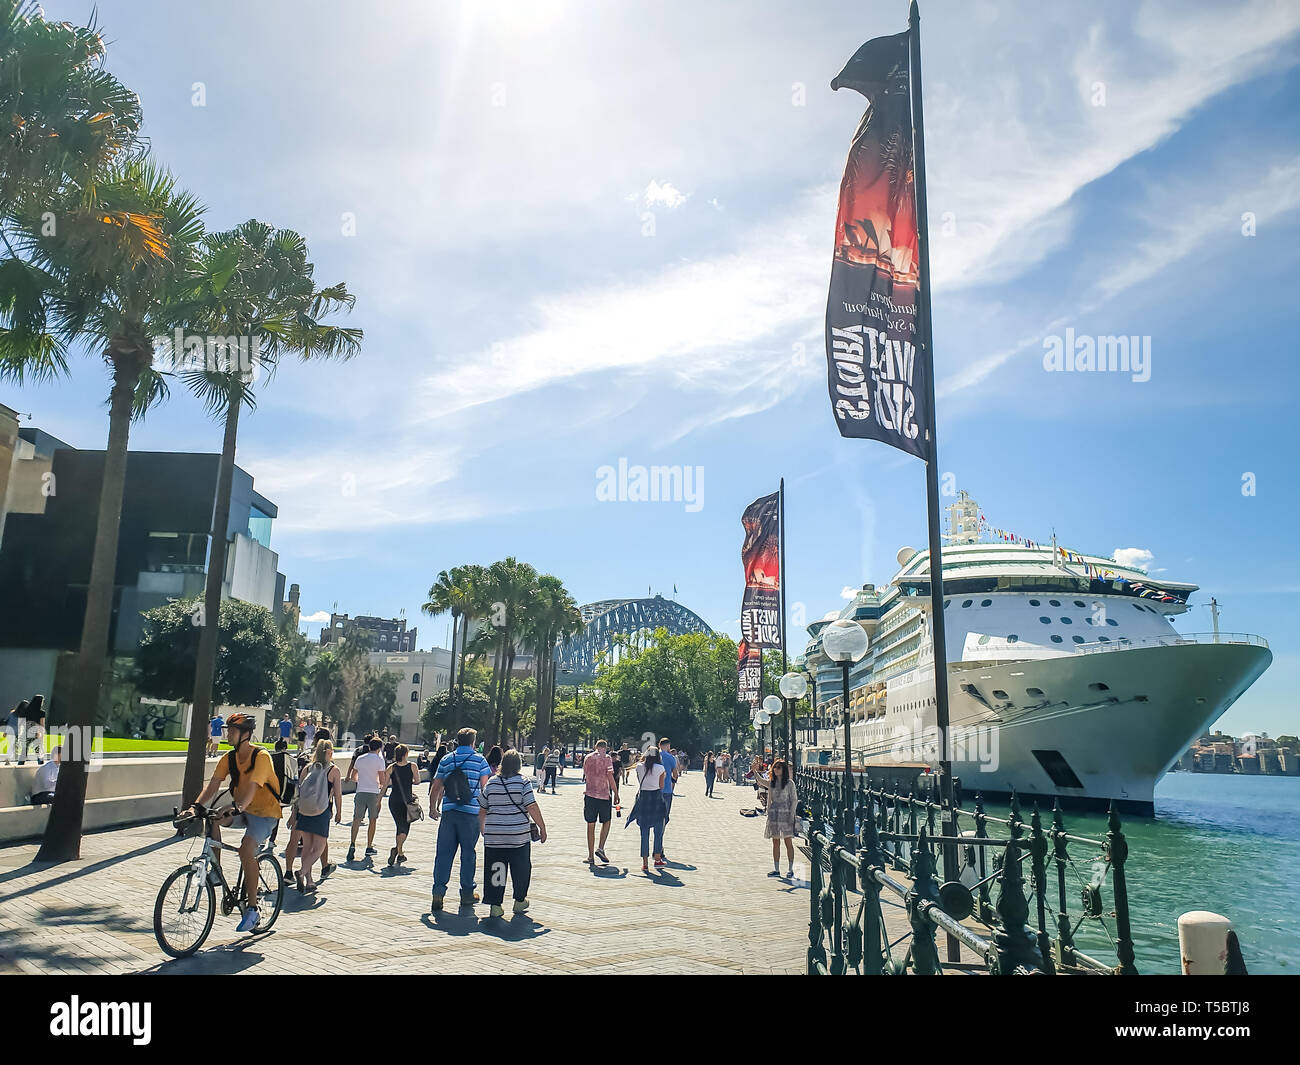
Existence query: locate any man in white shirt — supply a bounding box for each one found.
[30,745,61,804]
[347,738,389,862]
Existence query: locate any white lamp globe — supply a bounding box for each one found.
[763,694,783,716]
[822,619,869,662]
[779,671,808,700]
[756,710,771,726]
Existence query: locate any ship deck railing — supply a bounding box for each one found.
[1073,631,1268,656]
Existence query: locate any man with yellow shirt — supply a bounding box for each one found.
[187,712,283,932]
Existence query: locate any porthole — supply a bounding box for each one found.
[978,634,991,645]
[1106,618,1119,627]
[962,600,972,608]
[1007,634,1019,643]
[1089,683,1109,691]
[1072,635,1085,644]
[1049,599,1061,607]
[1060,617,1073,625]
[1026,687,1044,697]
[944,599,950,608]
[1073,600,1086,608]
[980,599,992,607]
[1084,617,1094,625]
[1039,616,1051,624]
[1132,604,1144,612]
[1050,635,1063,643]
[1098,636,1110,642]
[992,690,1008,700]
[1029,599,1040,607]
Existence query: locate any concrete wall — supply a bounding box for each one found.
[0,648,59,720]
[225,532,280,611]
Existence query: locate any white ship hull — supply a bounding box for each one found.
[809,637,1271,815]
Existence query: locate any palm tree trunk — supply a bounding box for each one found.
[182,395,240,805]
[446,612,458,703]
[487,637,504,743]
[457,618,469,701]
[37,361,139,861]
[533,633,553,755]
[496,646,515,746]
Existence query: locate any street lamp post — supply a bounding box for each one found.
[762,695,782,765]
[779,671,808,769]
[820,619,869,803]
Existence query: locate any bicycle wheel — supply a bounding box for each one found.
[154,865,216,958]
[253,852,284,932]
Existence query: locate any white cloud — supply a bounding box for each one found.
[1113,547,1155,570]
[299,610,331,624]
[840,586,858,600]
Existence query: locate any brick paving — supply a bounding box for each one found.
[0,769,811,975]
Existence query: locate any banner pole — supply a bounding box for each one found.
[909,0,960,963]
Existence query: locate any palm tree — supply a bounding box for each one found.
[484,558,539,746]
[0,155,204,860]
[0,2,142,223]
[173,221,360,804]
[422,565,476,702]
[525,574,582,753]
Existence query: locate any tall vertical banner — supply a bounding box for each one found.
[739,491,781,648]
[824,30,933,460]
[738,640,762,710]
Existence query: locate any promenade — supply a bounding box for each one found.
[0,768,808,975]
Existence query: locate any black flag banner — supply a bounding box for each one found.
[739,492,781,648]
[738,640,762,710]
[824,30,933,460]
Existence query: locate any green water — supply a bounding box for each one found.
[1012,773,1299,974]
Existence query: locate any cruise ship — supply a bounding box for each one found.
[800,492,1272,814]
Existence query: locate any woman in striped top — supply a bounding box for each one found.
[478,750,547,918]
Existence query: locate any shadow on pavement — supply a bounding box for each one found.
[476,915,550,943]
[137,938,268,975]
[643,869,684,887]
[0,836,174,900]
[589,865,628,879]
[36,900,150,934]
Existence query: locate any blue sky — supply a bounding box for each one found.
[11,0,1300,736]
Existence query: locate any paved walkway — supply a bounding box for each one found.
[0,770,809,975]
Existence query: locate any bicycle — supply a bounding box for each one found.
[152,805,285,958]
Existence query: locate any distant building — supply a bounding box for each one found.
[0,429,286,714]
[366,649,450,742]
[321,613,417,653]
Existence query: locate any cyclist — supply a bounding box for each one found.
[186,712,282,932]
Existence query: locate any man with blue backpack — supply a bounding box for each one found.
[427,727,492,912]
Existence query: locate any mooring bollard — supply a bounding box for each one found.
[1178,911,1248,975]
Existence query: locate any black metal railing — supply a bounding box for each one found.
[796,767,1138,975]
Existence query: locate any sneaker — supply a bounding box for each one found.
[236,907,260,933]
[319,863,337,878]
[431,894,445,912]
[513,898,530,914]
[459,891,480,905]
[595,848,609,864]
[346,847,356,862]
[489,904,505,918]
[786,868,795,879]
[767,869,781,877]
[365,846,377,856]
[653,857,665,867]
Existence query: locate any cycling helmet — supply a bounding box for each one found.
[225,712,256,734]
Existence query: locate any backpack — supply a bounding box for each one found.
[227,745,280,803]
[442,751,474,806]
[296,762,332,817]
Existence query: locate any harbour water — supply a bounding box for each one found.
[1032,773,1298,974]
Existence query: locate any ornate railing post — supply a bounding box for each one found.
[991,835,1047,974]
[1051,800,1076,969]
[1028,803,1056,974]
[807,789,828,975]
[905,827,942,974]
[829,844,846,976]
[974,792,993,924]
[858,813,887,976]
[1105,803,1138,975]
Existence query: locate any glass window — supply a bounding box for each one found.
[1084,617,1094,625]
[977,634,991,645]
[1049,599,1061,607]
[1039,616,1051,624]
[1060,617,1072,624]
[247,506,273,548]
[943,599,950,608]
[1072,635,1085,644]
[1098,636,1110,642]
[1029,599,1040,606]
[980,598,992,607]
[411,673,420,684]
[1007,634,1019,643]
[1106,618,1119,627]
[1050,634,1063,643]
[410,691,419,702]
[1132,603,1144,611]
[1073,600,1086,608]
[1027,687,1044,696]
[961,600,972,608]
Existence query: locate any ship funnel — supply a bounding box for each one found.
[897,546,918,567]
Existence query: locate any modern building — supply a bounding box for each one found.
[367,649,451,741]
[321,613,417,652]
[0,427,286,715]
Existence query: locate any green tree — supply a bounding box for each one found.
[354,668,398,736]
[273,619,310,718]
[422,565,477,704]
[136,597,280,706]
[422,685,491,743]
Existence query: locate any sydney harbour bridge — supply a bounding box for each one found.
[555,594,713,678]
